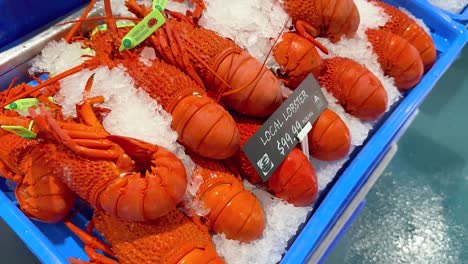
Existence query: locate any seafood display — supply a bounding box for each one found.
[0,0,438,263]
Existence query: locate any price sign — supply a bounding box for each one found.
[242,75,327,182]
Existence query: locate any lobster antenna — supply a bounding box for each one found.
[220,17,291,98]
[57,16,141,27]
[103,0,118,37]
[0,64,85,108]
[1,77,19,105]
[65,0,97,43]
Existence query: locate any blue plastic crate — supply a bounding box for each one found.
[0,0,89,50]
[0,0,467,263]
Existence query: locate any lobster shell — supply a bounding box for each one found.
[366,28,424,91]
[371,0,436,71]
[15,147,76,223]
[191,154,266,243]
[0,115,75,223]
[273,32,322,89]
[117,50,239,160]
[126,1,283,118]
[92,209,224,264]
[319,57,388,121]
[234,115,319,206]
[281,0,360,43]
[38,135,187,222]
[308,108,351,161]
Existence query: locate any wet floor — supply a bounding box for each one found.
[324,46,468,263]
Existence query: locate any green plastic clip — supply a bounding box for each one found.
[118,9,166,52]
[153,0,168,11]
[1,121,37,139]
[4,97,54,111]
[91,20,136,37]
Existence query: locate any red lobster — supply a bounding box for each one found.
[233,114,319,207]
[115,49,240,160]
[66,209,224,264]
[366,28,424,91]
[27,86,188,222]
[273,32,323,90]
[0,81,75,223]
[370,0,436,71]
[318,57,388,121]
[308,108,351,161]
[0,116,76,223]
[190,154,266,243]
[126,0,284,118]
[279,0,361,43]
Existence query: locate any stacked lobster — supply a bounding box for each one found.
[0,0,436,263]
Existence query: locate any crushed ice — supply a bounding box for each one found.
[195,0,291,68]
[428,0,468,14]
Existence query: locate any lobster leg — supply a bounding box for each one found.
[0,160,21,182]
[295,20,329,54]
[187,0,206,20]
[65,0,98,42]
[30,105,124,160]
[65,218,118,264]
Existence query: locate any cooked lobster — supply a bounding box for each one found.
[318,57,388,121]
[371,0,436,71]
[190,154,266,242]
[233,115,319,206]
[308,108,351,161]
[114,49,240,160]
[366,28,424,91]
[0,114,76,223]
[67,209,224,264]
[28,92,188,222]
[273,32,323,90]
[126,0,283,118]
[279,0,361,43]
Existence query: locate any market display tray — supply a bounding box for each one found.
[0,0,467,263]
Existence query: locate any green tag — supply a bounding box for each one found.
[91,20,136,36]
[153,0,168,11]
[1,125,37,139]
[4,97,54,111]
[119,9,166,52]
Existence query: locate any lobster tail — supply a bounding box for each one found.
[92,210,224,264]
[371,0,436,71]
[191,155,266,243]
[281,0,360,42]
[267,148,318,206]
[122,59,240,159]
[319,57,388,121]
[366,28,424,91]
[273,32,322,89]
[308,108,351,161]
[234,115,318,206]
[172,95,240,159]
[214,50,283,117]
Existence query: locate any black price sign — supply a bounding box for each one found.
[242,75,328,182]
